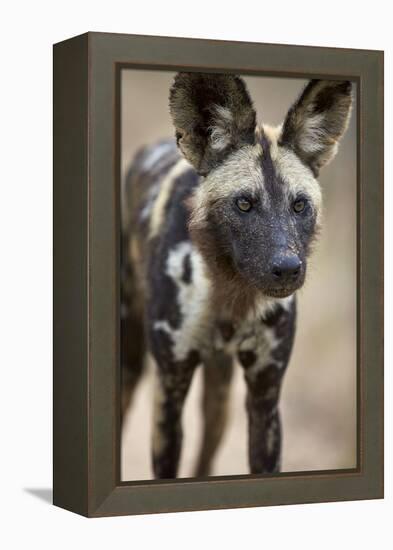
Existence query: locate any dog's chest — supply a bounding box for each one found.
[212,308,281,363]
[157,240,292,365]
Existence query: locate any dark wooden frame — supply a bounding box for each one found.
[53,32,384,517]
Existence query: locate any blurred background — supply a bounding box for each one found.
[120,70,357,481]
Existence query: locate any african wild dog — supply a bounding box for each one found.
[121,74,352,478]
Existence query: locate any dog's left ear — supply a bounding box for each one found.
[280,80,353,176]
[169,72,256,175]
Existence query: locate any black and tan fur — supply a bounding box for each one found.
[121,73,352,478]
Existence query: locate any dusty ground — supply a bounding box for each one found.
[120,71,357,480]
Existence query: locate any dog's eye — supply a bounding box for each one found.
[236,198,252,212]
[293,198,306,214]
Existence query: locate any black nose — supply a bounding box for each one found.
[271,255,302,283]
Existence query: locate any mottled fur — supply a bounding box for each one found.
[121,74,352,478]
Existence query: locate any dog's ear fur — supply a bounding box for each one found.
[280,80,353,176]
[169,73,257,175]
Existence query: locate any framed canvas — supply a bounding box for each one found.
[53,32,384,517]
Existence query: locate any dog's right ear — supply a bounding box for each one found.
[169,72,257,175]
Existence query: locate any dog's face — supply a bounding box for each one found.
[170,74,352,299]
[189,135,321,298]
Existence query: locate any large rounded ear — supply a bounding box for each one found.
[169,72,257,175]
[280,80,353,176]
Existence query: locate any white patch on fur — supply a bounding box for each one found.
[209,105,233,151]
[139,180,161,222]
[298,112,327,154]
[250,326,279,367]
[215,105,234,123]
[153,320,173,335]
[149,158,190,238]
[262,124,282,160]
[237,333,257,352]
[141,141,174,171]
[220,320,281,374]
[247,294,294,322]
[122,142,176,230]
[210,127,231,151]
[154,242,212,361]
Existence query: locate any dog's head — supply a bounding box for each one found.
[169,73,352,300]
